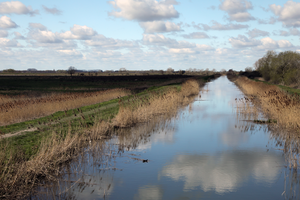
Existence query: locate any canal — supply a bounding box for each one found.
[35,76,299,200]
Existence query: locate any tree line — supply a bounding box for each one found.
[254,50,300,86]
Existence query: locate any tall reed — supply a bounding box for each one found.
[234,76,300,128]
[113,79,201,128]
[0,89,131,126]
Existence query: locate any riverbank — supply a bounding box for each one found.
[228,75,300,129]
[0,77,208,198]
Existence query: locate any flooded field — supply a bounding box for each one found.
[34,76,299,199]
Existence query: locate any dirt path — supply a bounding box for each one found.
[0,128,38,139]
[0,101,120,139]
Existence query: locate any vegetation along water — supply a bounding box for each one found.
[0,71,300,199]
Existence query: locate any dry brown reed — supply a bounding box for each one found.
[0,128,83,198]
[113,79,201,128]
[234,76,300,128]
[0,89,131,126]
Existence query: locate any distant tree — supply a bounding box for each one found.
[167,67,174,73]
[205,68,209,75]
[245,67,253,72]
[3,69,15,73]
[67,66,76,76]
[220,69,226,74]
[119,68,126,72]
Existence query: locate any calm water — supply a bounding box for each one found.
[36,76,300,200]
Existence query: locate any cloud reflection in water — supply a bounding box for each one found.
[160,151,283,194]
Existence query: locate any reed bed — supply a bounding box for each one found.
[0,89,131,126]
[112,79,201,128]
[0,129,83,198]
[234,76,300,129]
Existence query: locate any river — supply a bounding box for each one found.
[34,76,299,200]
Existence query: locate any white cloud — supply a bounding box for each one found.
[0,16,18,29]
[29,23,47,31]
[229,35,293,50]
[143,34,213,54]
[182,32,210,39]
[276,28,300,37]
[259,37,279,49]
[29,30,62,43]
[199,21,249,31]
[169,48,195,54]
[246,28,269,38]
[257,17,276,25]
[143,34,176,45]
[57,49,82,56]
[60,24,97,40]
[0,38,21,47]
[229,35,261,48]
[42,5,62,15]
[0,30,8,38]
[71,24,97,38]
[139,21,181,33]
[277,40,293,48]
[289,28,300,36]
[270,1,300,27]
[108,0,179,21]
[219,0,255,22]
[256,37,293,50]
[85,34,139,50]
[14,32,25,39]
[0,1,38,16]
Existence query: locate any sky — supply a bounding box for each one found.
[0,0,299,71]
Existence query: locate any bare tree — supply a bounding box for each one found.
[67,66,76,76]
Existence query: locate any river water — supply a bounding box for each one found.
[35,76,300,200]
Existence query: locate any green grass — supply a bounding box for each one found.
[252,78,300,96]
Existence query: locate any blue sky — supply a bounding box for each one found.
[0,0,299,71]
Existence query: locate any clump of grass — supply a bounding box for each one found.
[0,89,131,126]
[234,76,300,128]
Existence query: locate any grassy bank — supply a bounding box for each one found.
[0,77,207,198]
